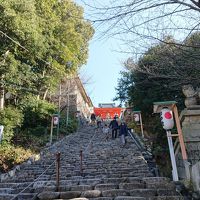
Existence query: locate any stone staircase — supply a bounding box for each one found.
[0,126,183,200]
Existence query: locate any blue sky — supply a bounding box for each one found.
[75,0,190,107]
[76,1,129,107]
[75,0,193,108]
[80,37,128,107]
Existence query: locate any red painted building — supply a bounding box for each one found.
[94,107,124,120]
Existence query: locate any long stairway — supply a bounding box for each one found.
[0,126,183,200]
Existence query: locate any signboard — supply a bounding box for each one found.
[133,114,140,122]
[53,116,59,125]
[0,125,4,143]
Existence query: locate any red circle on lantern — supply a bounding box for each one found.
[164,112,172,119]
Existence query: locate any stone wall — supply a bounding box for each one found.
[177,108,200,192]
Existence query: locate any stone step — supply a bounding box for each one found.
[149,197,184,200]
[2,176,171,190]
[36,187,181,199]
[35,185,181,198]
[38,190,164,200]
[101,189,158,198]
[0,188,14,194]
[113,197,146,200]
[0,194,15,200]
[119,183,145,190]
[0,183,20,188]
[91,198,145,200]
[0,193,37,200]
[16,193,38,200]
[95,184,119,191]
[157,189,179,196]
[0,127,182,199]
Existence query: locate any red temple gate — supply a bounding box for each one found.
[94,107,124,120]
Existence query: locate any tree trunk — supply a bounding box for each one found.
[43,88,48,100]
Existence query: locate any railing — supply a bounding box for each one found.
[79,126,98,176]
[128,129,154,157]
[56,152,61,192]
[7,124,99,200]
[128,130,159,176]
[128,130,146,152]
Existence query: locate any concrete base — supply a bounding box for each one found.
[191,162,200,192]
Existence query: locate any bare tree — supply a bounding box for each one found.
[122,34,200,88]
[77,0,200,54]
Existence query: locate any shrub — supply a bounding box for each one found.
[0,144,33,173]
[59,115,78,135]
[66,118,78,133]
[0,106,23,144]
[127,121,141,133]
[12,128,49,151]
[20,96,56,129]
[29,126,47,136]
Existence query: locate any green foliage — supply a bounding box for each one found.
[116,33,200,119]
[0,144,33,172]
[0,0,93,172]
[127,121,140,133]
[66,118,78,133]
[29,126,47,136]
[0,106,23,143]
[0,0,94,102]
[59,116,78,135]
[0,128,49,173]
[12,129,49,150]
[22,97,56,129]
[115,33,200,177]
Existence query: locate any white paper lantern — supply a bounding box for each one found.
[160,108,174,130]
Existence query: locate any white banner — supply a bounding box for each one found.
[0,125,4,143]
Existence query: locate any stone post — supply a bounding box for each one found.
[178,106,200,192]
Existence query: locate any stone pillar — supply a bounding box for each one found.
[178,107,200,192]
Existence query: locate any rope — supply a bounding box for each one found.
[10,126,96,199]
[10,160,56,200]
[83,127,97,154]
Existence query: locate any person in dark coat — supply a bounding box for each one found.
[90,113,96,126]
[109,117,119,139]
[119,121,128,146]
